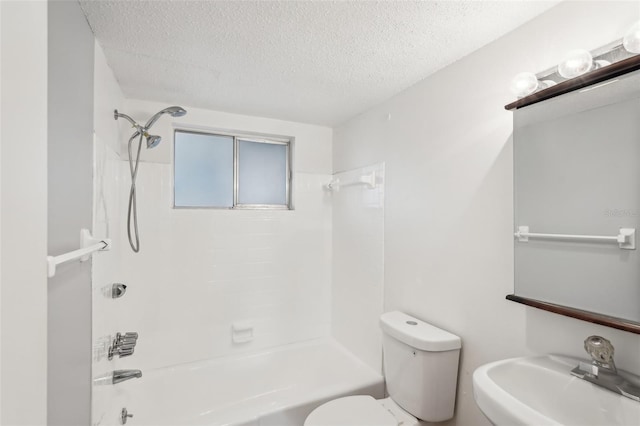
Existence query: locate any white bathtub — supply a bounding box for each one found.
[120,338,384,425]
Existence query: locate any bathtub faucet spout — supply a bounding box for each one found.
[113,369,142,384]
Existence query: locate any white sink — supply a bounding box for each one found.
[472,355,640,426]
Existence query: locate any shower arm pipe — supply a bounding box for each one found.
[114,110,145,133]
[47,229,111,278]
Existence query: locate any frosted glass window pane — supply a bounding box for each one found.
[238,140,288,205]
[174,132,233,207]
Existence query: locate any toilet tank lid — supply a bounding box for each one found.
[380,311,461,352]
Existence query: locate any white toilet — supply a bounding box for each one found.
[305,311,461,426]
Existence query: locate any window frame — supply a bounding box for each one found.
[173,128,293,210]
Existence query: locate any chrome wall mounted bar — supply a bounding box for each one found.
[514,226,636,250]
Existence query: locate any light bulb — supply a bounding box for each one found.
[558,49,593,79]
[623,20,640,53]
[510,72,539,98]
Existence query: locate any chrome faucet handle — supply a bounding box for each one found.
[115,332,138,343]
[122,332,138,340]
[117,347,135,357]
[584,335,617,372]
[119,337,138,346]
[108,332,139,360]
[573,335,640,402]
[111,283,127,299]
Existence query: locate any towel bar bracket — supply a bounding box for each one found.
[47,228,111,278]
[79,229,110,260]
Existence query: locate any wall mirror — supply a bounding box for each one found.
[511,63,640,333]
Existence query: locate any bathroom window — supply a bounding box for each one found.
[174,129,292,209]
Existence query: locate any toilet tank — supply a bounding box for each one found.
[380,311,461,422]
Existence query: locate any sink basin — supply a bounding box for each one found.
[473,355,640,426]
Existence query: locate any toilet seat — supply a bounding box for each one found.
[304,395,398,426]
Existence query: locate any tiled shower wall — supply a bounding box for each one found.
[92,52,333,424]
[115,164,333,371]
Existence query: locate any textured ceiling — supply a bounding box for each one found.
[79,0,559,126]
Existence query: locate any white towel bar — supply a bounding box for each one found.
[326,172,376,191]
[47,229,111,277]
[514,226,636,250]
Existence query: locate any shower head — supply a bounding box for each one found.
[144,106,187,130]
[164,106,187,117]
[115,105,187,150]
[146,134,162,149]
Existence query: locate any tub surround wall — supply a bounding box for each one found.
[47,1,95,424]
[333,2,640,425]
[115,163,332,370]
[117,100,332,368]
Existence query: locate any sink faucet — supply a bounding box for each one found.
[571,335,640,402]
[113,369,142,385]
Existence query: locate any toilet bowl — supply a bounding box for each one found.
[304,311,461,426]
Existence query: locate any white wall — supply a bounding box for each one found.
[333,2,640,425]
[1,1,3,414]
[47,1,95,423]
[332,163,385,372]
[92,93,333,423]
[0,1,48,424]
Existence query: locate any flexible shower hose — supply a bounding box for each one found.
[127,131,144,252]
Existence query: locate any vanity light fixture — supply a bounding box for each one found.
[509,19,640,99]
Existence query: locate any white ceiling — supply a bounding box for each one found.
[79,0,559,126]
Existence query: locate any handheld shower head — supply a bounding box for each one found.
[144,106,187,129]
[146,134,162,149]
[164,106,187,117]
[117,104,187,253]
